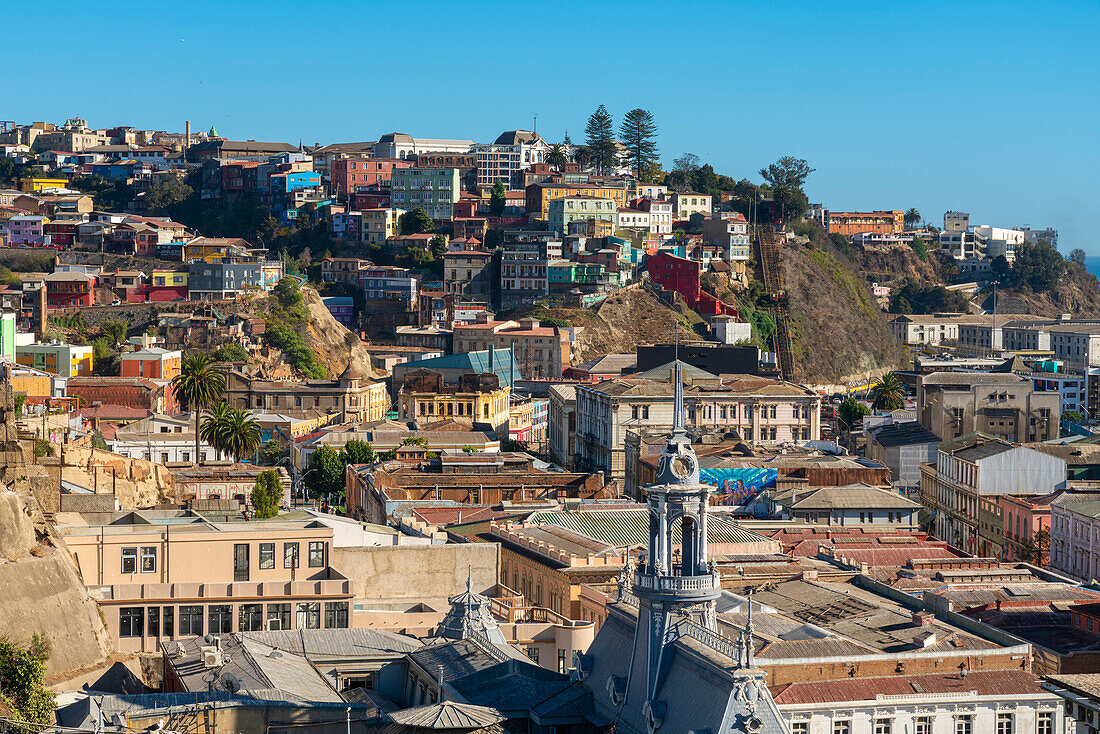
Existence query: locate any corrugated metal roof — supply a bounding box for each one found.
[526,508,770,547]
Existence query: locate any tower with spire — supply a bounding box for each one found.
[631,361,723,697]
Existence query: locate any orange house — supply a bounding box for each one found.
[120,348,182,381]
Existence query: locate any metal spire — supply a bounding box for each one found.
[673,360,685,433]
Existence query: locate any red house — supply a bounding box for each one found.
[351,187,390,211]
[331,157,411,196]
[646,250,739,318]
[43,221,78,247]
[43,271,96,307]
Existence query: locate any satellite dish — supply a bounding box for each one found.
[204,634,216,645]
[221,673,241,693]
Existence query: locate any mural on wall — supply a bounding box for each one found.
[701,468,778,509]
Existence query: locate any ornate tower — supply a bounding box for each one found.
[631,361,723,701]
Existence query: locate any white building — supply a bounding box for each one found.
[615,207,651,232]
[944,211,970,232]
[106,414,217,464]
[470,130,548,189]
[777,673,1062,734]
[1050,498,1100,581]
[371,132,473,160]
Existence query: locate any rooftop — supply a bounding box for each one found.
[773,669,1046,705]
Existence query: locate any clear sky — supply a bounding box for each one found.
[8,1,1099,251]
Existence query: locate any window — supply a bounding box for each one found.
[140,546,156,573]
[266,603,291,631]
[955,715,973,734]
[239,604,263,632]
[297,602,320,629]
[179,605,203,636]
[119,607,144,638]
[557,648,567,674]
[996,713,1013,734]
[833,721,850,734]
[791,724,808,734]
[1037,712,1053,734]
[208,605,232,634]
[147,606,160,637]
[121,547,138,573]
[309,542,326,568]
[284,543,299,568]
[259,543,275,570]
[162,606,173,637]
[525,647,540,664]
[874,720,892,734]
[325,601,349,629]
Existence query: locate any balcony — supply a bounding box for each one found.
[633,570,721,594]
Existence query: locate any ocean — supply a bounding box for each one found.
[1086,256,1100,281]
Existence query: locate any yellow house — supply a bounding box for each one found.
[151,269,189,288]
[526,182,630,221]
[397,371,510,438]
[16,342,93,377]
[361,207,405,246]
[10,366,53,400]
[21,178,69,193]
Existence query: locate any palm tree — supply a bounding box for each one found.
[547,143,568,171]
[573,145,591,169]
[221,408,262,462]
[904,207,921,229]
[199,402,232,460]
[871,372,907,411]
[172,354,226,464]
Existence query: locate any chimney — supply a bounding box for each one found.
[185,120,190,154]
[488,344,495,372]
[912,611,933,627]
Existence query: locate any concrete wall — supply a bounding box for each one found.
[332,542,499,601]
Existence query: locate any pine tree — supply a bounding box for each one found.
[620,108,659,180]
[584,105,616,174]
[490,179,506,216]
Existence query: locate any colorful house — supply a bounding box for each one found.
[43,271,95,307]
[8,215,47,245]
[120,348,182,381]
[646,250,739,317]
[17,342,94,377]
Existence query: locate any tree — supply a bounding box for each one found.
[620,108,660,179]
[572,145,591,169]
[0,634,56,734]
[273,276,303,309]
[341,439,376,466]
[91,338,115,375]
[172,353,226,464]
[429,235,448,259]
[904,208,922,229]
[212,343,249,362]
[1013,241,1065,292]
[221,408,261,462]
[489,179,506,217]
[910,236,929,261]
[259,439,284,465]
[1069,248,1087,266]
[200,402,233,460]
[758,156,815,223]
[304,445,346,501]
[871,372,907,411]
[100,319,127,346]
[547,143,568,170]
[250,469,283,519]
[584,104,616,174]
[673,153,701,174]
[837,397,871,432]
[399,207,434,235]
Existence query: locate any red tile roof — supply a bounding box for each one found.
[772,670,1043,705]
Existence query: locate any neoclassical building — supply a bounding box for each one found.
[225,366,388,423]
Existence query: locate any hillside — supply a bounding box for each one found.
[519,286,702,362]
[986,263,1100,318]
[781,236,910,385]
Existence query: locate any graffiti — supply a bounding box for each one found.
[700,468,777,507]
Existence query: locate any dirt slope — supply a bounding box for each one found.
[783,239,910,384]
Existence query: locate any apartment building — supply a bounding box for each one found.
[702,213,750,261]
[635,198,673,237]
[321,257,373,285]
[452,314,575,379]
[500,231,560,308]
[359,265,417,303]
[390,167,461,221]
[918,372,1060,442]
[547,195,617,236]
[574,362,821,481]
[361,207,404,246]
[470,130,548,189]
[525,181,631,221]
[57,510,349,653]
[119,347,182,380]
[442,249,493,300]
[670,191,713,219]
[919,433,1066,554]
[1050,499,1100,581]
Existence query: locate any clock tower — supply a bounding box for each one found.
[631,361,723,703]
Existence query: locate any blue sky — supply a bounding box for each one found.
[8,1,1099,251]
